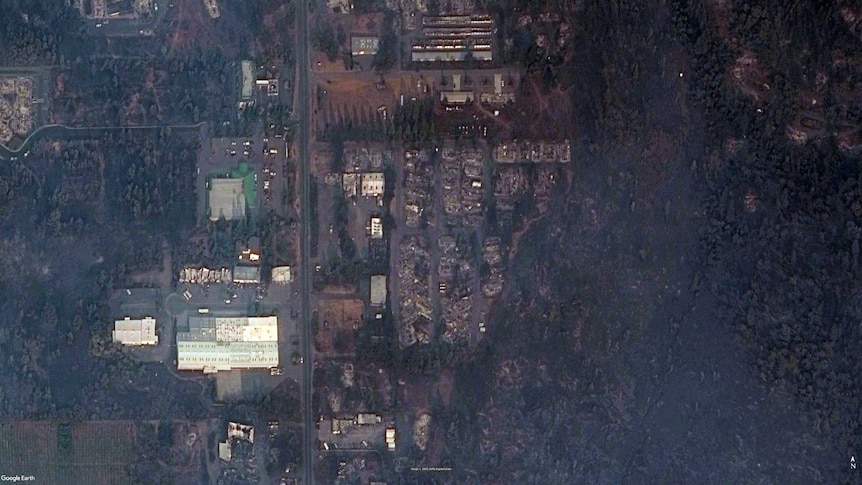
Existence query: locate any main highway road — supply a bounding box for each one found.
[296,0,315,483]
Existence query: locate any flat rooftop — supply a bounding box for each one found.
[209,178,246,221]
[177,315,279,372]
[112,316,158,346]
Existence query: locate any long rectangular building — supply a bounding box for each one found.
[412,15,493,63]
[177,315,279,373]
[240,60,254,99]
[411,47,493,62]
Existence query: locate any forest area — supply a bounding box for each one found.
[0,0,284,423]
[0,130,206,422]
[55,51,236,127]
[673,0,862,462]
[0,0,88,67]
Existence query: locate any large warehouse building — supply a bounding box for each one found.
[412,15,494,62]
[177,315,279,373]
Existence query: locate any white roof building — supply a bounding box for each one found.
[386,427,396,451]
[209,178,246,221]
[361,173,385,197]
[411,48,493,62]
[218,441,232,462]
[370,275,387,307]
[370,217,383,239]
[440,90,474,105]
[112,316,158,346]
[271,266,292,284]
[351,36,379,56]
[177,315,279,373]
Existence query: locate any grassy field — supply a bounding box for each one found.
[0,421,136,485]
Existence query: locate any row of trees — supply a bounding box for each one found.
[392,97,436,144]
[372,11,398,71]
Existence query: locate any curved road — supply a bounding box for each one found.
[0,122,207,160]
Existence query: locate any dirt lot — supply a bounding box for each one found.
[167,0,219,55]
[312,71,434,136]
[495,74,574,140]
[167,420,207,483]
[315,298,365,355]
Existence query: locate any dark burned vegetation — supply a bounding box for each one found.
[433,0,857,483]
[57,52,235,126]
[0,131,206,421]
[0,0,88,66]
[0,0,859,482]
[674,0,862,456]
[105,130,197,229]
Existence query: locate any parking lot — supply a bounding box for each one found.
[170,274,304,377]
[196,135,290,222]
[108,287,172,363]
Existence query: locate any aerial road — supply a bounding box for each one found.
[0,122,207,161]
[295,0,315,483]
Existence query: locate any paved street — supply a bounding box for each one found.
[295,0,315,483]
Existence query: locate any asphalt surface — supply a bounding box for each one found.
[295,0,315,483]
